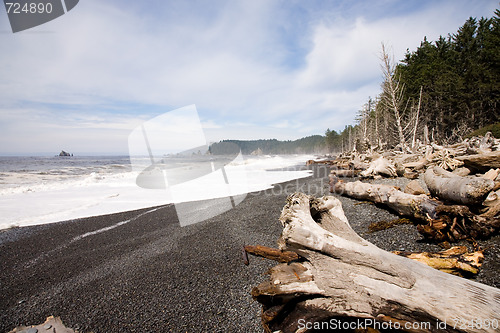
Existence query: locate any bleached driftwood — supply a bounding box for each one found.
[456,151,500,171]
[430,149,464,171]
[331,178,437,219]
[330,169,357,178]
[403,169,420,179]
[479,132,497,153]
[393,153,421,166]
[251,193,500,333]
[360,157,397,178]
[403,157,428,171]
[424,166,494,206]
[448,133,500,156]
[482,190,500,219]
[481,168,500,181]
[306,159,335,166]
[331,178,498,241]
[351,154,370,170]
[452,167,471,177]
[403,179,427,195]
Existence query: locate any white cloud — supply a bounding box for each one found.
[0,0,497,153]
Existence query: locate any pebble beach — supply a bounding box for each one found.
[1,165,499,332]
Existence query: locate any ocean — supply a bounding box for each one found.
[0,154,314,229]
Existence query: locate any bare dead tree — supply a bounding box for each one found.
[371,96,383,150]
[411,86,423,150]
[355,98,373,152]
[380,43,407,150]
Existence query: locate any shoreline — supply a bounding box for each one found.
[0,171,322,332]
[0,154,315,230]
[1,167,499,332]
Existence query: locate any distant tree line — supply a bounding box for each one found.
[326,9,499,153]
[209,135,326,155]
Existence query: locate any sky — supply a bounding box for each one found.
[0,0,497,155]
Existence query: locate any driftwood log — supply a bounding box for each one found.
[330,169,358,178]
[331,178,439,221]
[251,193,500,333]
[424,166,494,206]
[360,157,397,178]
[331,178,499,241]
[483,190,500,219]
[456,151,500,172]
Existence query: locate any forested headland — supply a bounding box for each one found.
[209,136,325,155]
[210,9,499,156]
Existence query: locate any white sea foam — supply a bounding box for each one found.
[0,154,314,229]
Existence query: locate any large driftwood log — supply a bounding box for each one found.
[331,178,439,220]
[331,178,498,241]
[456,151,500,172]
[251,193,500,333]
[424,166,494,206]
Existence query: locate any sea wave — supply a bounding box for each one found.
[0,154,314,229]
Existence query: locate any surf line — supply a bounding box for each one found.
[23,206,163,269]
[71,206,162,242]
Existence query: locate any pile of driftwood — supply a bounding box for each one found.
[320,133,500,242]
[247,193,500,333]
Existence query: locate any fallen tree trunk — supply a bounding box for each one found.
[330,169,357,177]
[330,177,439,220]
[251,193,500,333]
[330,178,498,241]
[424,166,494,206]
[306,159,335,166]
[456,151,500,172]
[403,157,428,171]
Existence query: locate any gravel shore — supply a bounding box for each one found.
[1,165,499,332]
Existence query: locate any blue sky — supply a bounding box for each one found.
[0,0,497,154]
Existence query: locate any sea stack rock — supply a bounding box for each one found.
[59,150,71,157]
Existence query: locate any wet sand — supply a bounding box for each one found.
[1,167,499,332]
